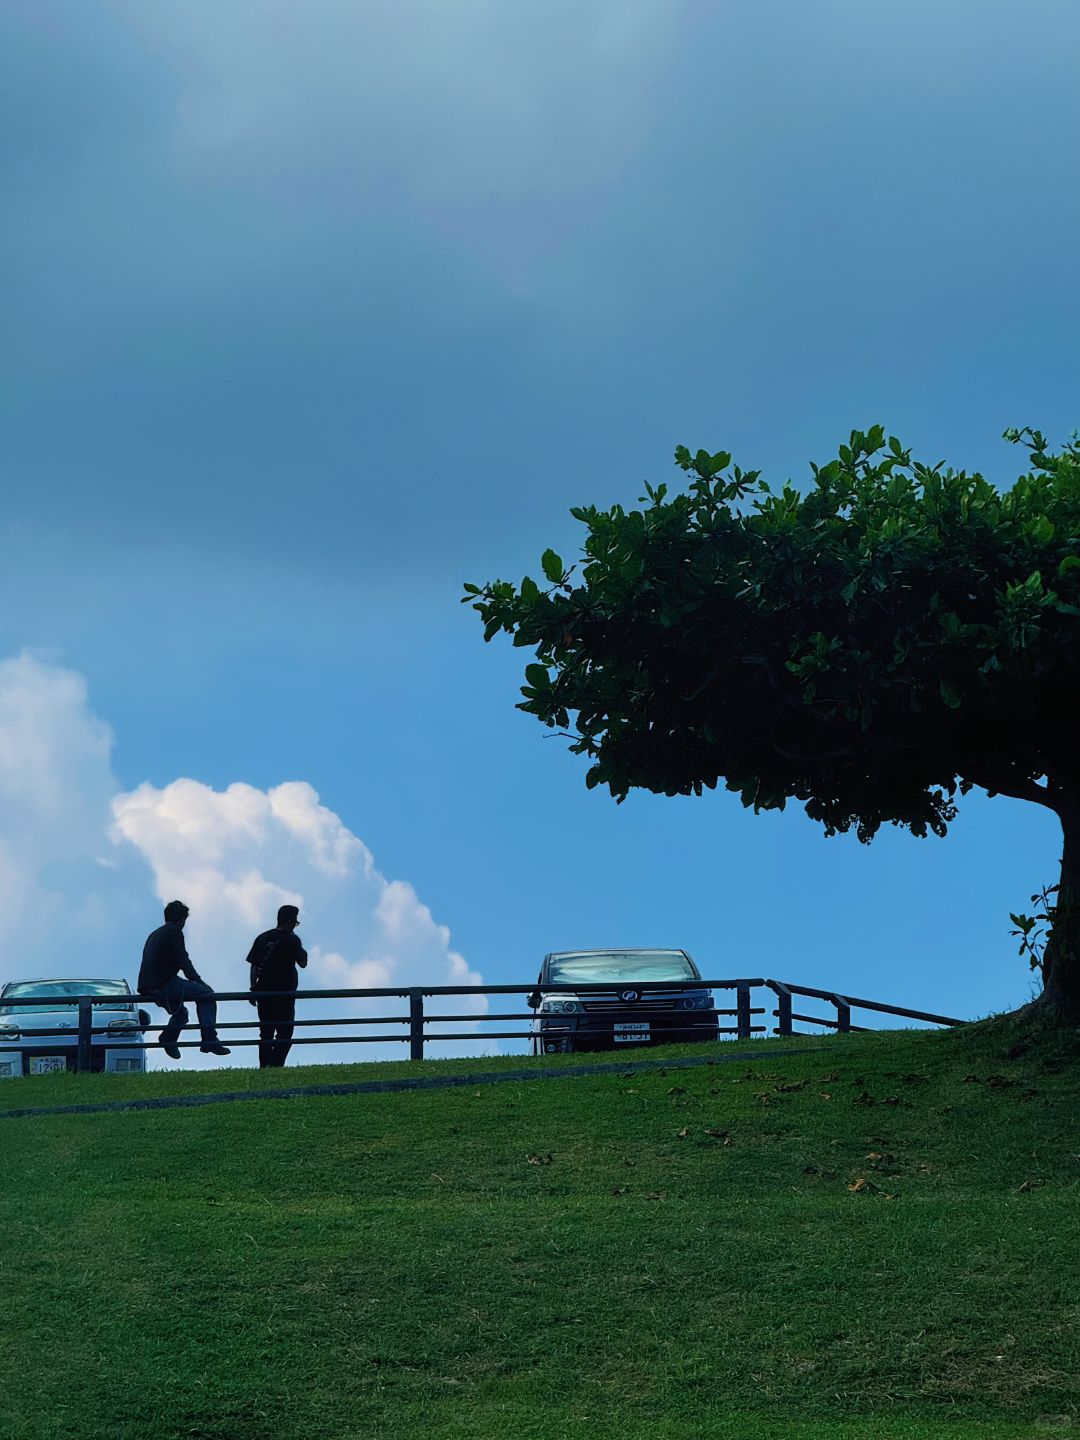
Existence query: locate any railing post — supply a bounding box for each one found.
[832,994,851,1033]
[77,999,93,1073]
[736,984,751,1040]
[408,990,425,1061]
[770,982,793,1036]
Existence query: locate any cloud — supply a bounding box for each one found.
[0,652,490,1067]
[112,777,490,1065]
[0,652,119,963]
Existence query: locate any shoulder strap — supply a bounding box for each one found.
[251,931,286,985]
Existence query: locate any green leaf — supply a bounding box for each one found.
[939,678,962,709]
[525,663,550,688]
[461,582,481,595]
[520,576,540,604]
[541,549,564,583]
[674,445,692,469]
[1029,516,1055,545]
[1058,555,1080,578]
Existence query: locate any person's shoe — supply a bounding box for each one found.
[200,1040,231,1056]
[160,1035,181,1060]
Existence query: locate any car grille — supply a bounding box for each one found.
[580,992,682,1011]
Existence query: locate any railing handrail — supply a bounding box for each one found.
[764,979,963,1029]
[0,978,767,1008]
[0,977,965,1071]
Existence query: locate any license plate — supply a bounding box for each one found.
[30,1056,67,1075]
[614,1023,650,1042]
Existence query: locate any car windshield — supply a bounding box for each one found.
[546,951,698,984]
[0,980,131,1014]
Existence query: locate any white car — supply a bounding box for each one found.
[0,978,149,1078]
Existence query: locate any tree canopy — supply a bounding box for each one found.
[466,425,1080,1019]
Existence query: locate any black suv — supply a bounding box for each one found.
[527,949,717,1055]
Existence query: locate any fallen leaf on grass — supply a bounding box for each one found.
[776,1080,807,1093]
[704,1128,731,1142]
[676,1126,690,1139]
[819,1092,833,1101]
[667,1086,686,1096]
[645,1191,668,1200]
[612,1186,630,1196]
[526,1153,553,1166]
[1017,1179,1047,1193]
[848,1177,870,1193]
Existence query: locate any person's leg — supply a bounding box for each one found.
[160,1002,188,1050]
[173,978,220,1045]
[256,998,275,1068]
[272,997,295,1067]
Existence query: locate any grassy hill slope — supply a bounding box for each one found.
[2,1024,1078,1440]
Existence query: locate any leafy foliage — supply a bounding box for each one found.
[466,427,1080,844]
[1010,883,1061,974]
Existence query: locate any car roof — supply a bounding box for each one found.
[0,977,131,991]
[545,949,691,959]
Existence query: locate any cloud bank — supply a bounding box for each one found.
[0,653,488,1067]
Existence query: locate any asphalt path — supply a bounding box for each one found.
[0,1047,821,1122]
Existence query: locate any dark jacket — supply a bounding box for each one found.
[246,929,308,993]
[138,922,203,996]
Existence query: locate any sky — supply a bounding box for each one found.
[1,0,1078,1065]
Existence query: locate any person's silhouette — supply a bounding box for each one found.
[246,905,308,1067]
[137,901,231,1059]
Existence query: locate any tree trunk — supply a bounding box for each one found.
[1035,802,1080,1024]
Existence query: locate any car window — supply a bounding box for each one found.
[0,980,132,1014]
[546,951,697,984]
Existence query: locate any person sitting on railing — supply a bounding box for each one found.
[137,900,231,1059]
[246,904,308,1068]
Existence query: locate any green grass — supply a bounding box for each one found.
[3,1024,1079,1439]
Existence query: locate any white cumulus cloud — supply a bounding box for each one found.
[0,652,491,1068]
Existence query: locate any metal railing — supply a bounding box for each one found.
[0,977,964,1072]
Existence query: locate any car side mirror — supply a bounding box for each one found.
[526,991,541,1010]
[138,1009,152,1029]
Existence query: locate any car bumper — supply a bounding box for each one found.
[0,1045,146,1077]
[535,1014,719,1053]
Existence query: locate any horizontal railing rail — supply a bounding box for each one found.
[764,979,964,1037]
[0,976,964,1072]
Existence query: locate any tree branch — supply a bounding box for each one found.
[965,765,1061,812]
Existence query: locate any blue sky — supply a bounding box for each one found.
[1,0,1077,1051]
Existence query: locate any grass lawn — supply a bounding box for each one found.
[2,1022,1079,1439]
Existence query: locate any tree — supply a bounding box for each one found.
[465,426,1080,1024]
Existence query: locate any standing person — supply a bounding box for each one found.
[138,901,231,1059]
[246,905,308,1068]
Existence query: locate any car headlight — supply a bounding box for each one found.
[0,1025,20,1042]
[107,1019,140,1038]
[680,995,713,1010]
[542,999,579,1014]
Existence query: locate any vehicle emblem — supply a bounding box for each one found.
[619,989,640,1003]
